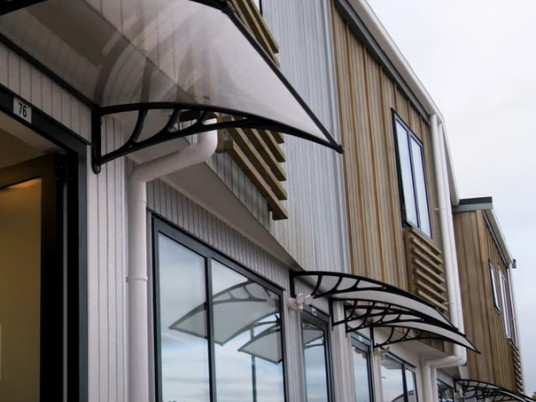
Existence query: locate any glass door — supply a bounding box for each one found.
[0,156,63,401]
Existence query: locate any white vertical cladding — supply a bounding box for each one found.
[262,0,349,273]
[1,40,127,401]
[87,115,128,402]
[0,42,91,142]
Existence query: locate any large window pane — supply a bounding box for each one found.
[396,121,418,226]
[381,356,404,402]
[155,223,286,402]
[410,139,431,237]
[157,234,210,402]
[212,260,284,402]
[352,343,372,402]
[302,321,330,402]
[394,114,431,237]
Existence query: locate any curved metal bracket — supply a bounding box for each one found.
[91,103,342,174]
[455,379,533,402]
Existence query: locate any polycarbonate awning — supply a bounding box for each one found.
[456,380,533,402]
[0,0,342,173]
[290,271,478,352]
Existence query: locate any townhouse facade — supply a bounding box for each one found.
[0,0,529,401]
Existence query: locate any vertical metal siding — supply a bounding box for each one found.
[0,42,92,141]
[261,0,348,273]
[87,116,128,402]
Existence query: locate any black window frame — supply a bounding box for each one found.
[488,261,501,312]
[301,306,334,402]
[351,334,374,402]
[380,353,419,402]
[437,379,455,402]
[392,111,432,239]
[152,217,288,402]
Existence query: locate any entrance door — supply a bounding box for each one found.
[0,155,64,401]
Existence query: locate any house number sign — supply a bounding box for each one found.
[13,97,32,124]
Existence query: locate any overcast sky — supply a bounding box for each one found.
[364,0,536,394]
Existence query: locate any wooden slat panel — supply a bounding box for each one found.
[230,0,279,59]
[242,128,287,181]
[404,227,447,313]
[227,127,287,200]
[223,140,288,220]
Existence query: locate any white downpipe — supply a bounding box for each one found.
[422,115,466,401]
[127,123,218,402]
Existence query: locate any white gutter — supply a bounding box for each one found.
[422,116,466,401]
[127,122,218,402]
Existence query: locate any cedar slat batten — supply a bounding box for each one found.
[331,4,439,295]
[404,227,448,313]
[227,126,288,200]
[223,140,288,220]
[230,0,279,61]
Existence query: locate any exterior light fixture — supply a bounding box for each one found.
[288,293,313,310]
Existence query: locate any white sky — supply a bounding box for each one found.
[364,0,536,394]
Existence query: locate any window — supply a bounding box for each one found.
[499,270,512,338]
[488,262,500,311]
[302,309,333,402]
[380,354,418,402]
[154,220,286,402]
[437,380,454,402]
[352,336,373,402]
[393,113,432,237]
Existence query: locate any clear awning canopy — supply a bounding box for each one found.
[291,271,479,352]
[456,380,533,402]
[0,0,342,172]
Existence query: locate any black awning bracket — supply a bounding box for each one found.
[1,0,343,176]
[290,271,479,352]
[455,380,533,402]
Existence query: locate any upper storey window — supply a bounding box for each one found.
[393,113,432,238]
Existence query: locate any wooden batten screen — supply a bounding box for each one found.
[404,227,448,314]
[510,340,524,393]
[218,0,288,220]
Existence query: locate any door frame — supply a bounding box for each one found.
[0,83,88,401]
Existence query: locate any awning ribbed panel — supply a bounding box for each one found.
[456,380,533,402]
[291,271,478,352]
[0,0,342,164]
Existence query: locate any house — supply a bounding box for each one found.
[0,0,529,401]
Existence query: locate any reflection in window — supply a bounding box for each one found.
[157,235,209,402]
[352,337,372,402]
[488,262,500,311]
[380,355,418,402]
[155,229,285,402]
[302,317,331,402]
[394,113,431,238]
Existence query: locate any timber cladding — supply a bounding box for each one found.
[454,210,519,391]
[330,4,441,290]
